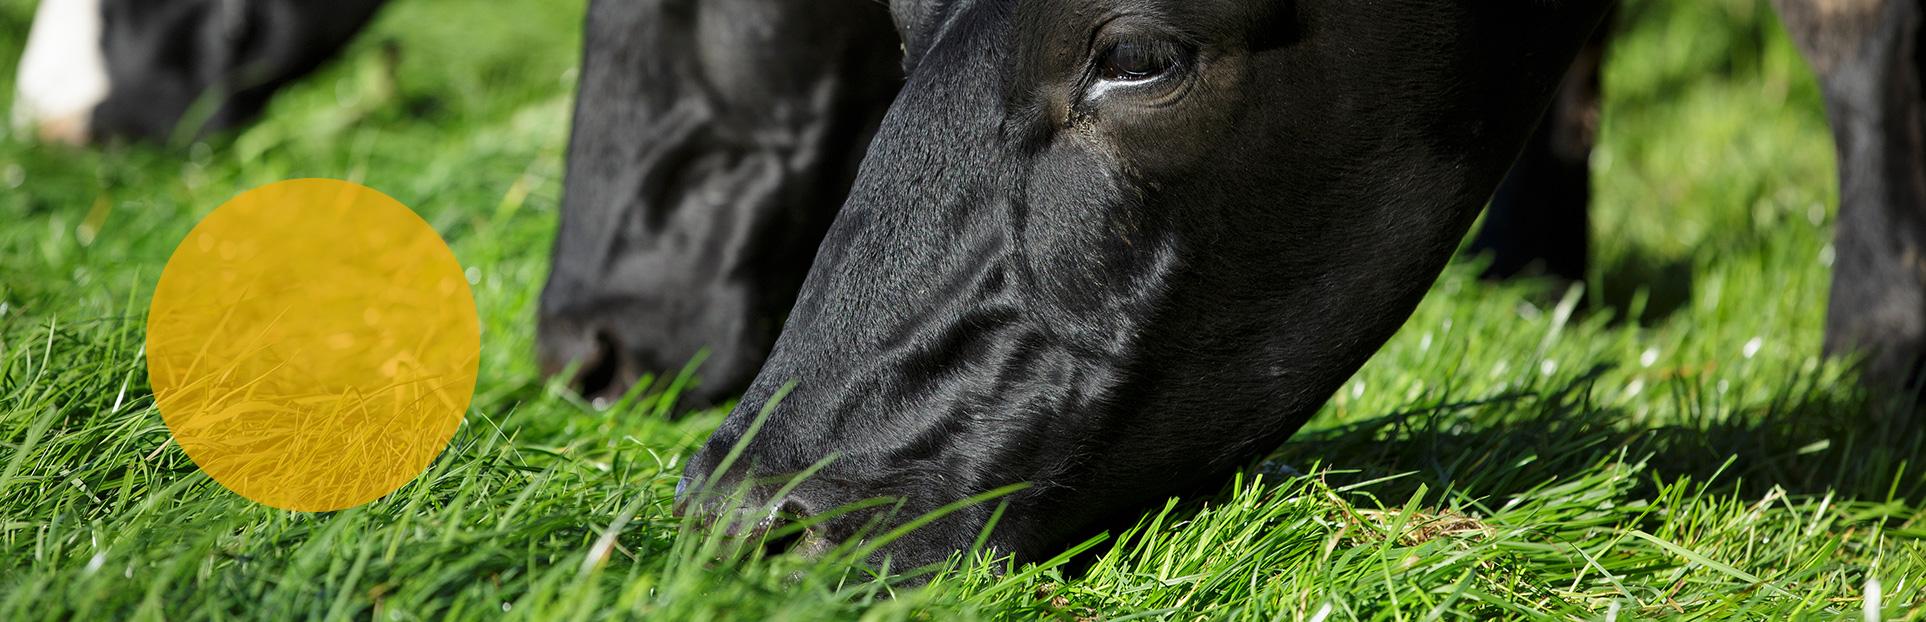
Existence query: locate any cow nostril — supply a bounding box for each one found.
[574,331,622,399]
[672,467,832,557]
[757,497,820,557]
[759,518,801,556]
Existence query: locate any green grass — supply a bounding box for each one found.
[1,0,1922,619]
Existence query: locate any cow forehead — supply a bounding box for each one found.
[1006,0,1276,43]
[909,0,1265,60]
[891,0,1223,101]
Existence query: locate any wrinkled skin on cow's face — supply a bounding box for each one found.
[679,0,1615,569]
[536,0,902,406]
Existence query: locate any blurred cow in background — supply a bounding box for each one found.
[12,0,383,144]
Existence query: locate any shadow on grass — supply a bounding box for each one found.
[1461,244,1697,327]
[1590,249,1696,326]
[1270,364,1926,509]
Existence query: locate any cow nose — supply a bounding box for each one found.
[536,323,627,401]
[674,477,829,557]
[572,331,625,401]
[536,304,765,409]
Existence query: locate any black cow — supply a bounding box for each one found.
[659,0,1614,570]
[642,0,1926,571]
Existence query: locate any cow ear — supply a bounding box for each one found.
[888,0,941,71]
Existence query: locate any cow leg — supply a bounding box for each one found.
[537,0,903,406]
[1467,15,1612,281]
[1774,0,1926,390]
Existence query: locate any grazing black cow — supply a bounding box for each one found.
[11,0,385,144]
[663,0,1617,569]
[657,0,1926,571]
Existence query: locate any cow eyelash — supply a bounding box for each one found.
[1080,35,1195,108]
[1095,40,1187,83]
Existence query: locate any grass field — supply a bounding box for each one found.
[2,0,1923,619]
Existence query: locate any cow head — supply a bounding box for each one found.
[678,0,1612,570]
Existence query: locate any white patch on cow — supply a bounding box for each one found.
[12,0,110,144]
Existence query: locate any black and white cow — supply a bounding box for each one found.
[12,0,383,144]
[17,0,1926,572]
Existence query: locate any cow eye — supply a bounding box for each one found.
[1097,40,1183,82]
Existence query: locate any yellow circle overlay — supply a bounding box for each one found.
[147,179,480,512]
